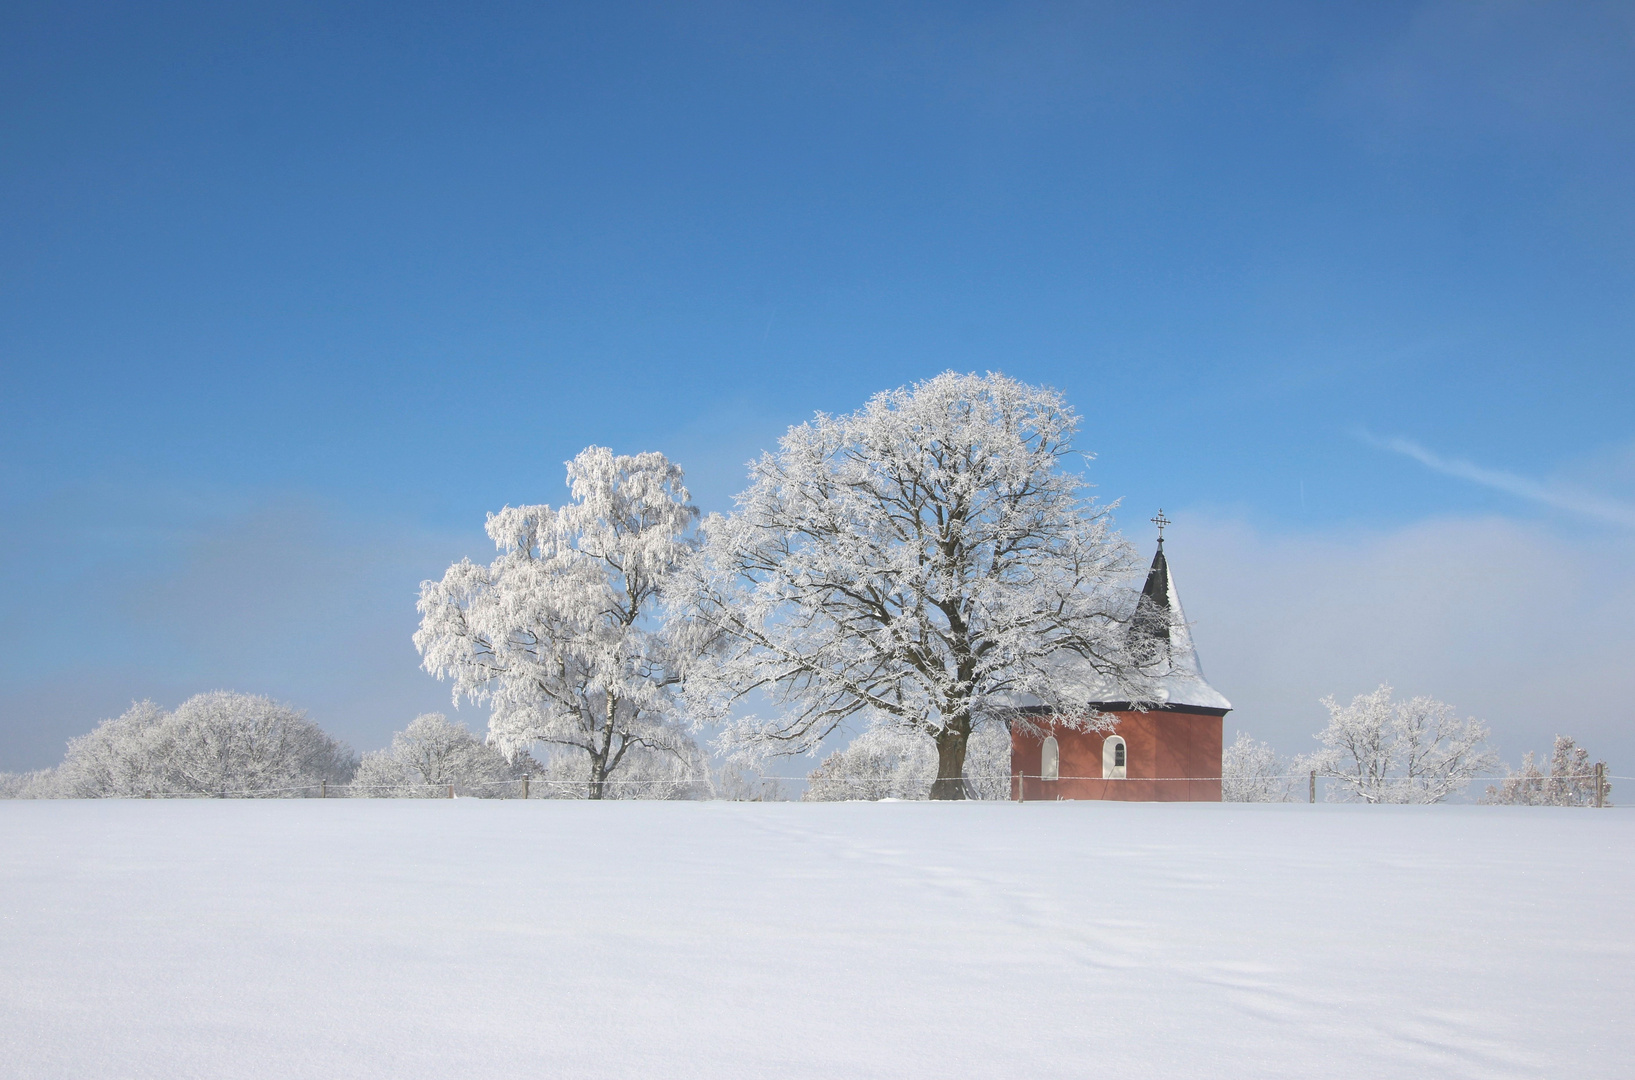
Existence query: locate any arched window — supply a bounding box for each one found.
[1103,736,1127,780]
[1040,736,1060,781]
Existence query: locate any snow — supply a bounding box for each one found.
[2,800,1630,1079]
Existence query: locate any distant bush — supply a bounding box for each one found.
[0,769,62,799]
[804,725,1011,801]
[1222,732,1303,802]
[805,729,935,802]
[1483,736,1611,807]
[351,713,528,797]
[963,726,1013,801]
[54,692,354,798]
[527,740,713,800]
[714,765,788,802]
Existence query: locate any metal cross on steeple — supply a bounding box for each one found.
[1151,509,1170,542]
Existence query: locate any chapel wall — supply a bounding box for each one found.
[1010,710,1223,802]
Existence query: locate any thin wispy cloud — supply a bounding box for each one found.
[1362,432,1635,530]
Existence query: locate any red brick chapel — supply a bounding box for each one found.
[1011,516,1231,801]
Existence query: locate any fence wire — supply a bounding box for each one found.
[87,771,1628,800]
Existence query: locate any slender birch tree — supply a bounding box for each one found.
[415,447,701,799]
[680,371,1154,799]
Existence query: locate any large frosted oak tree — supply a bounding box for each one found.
[416,447,701,799]
[681,372,1155,799]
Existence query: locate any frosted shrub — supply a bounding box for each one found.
[1483,736,1611,807]
[352,713,528,797]
[529,741,711,800]
[0,769,62,798]
[963,724,1013,801]
[54,700,169,797]
[715,765,788,802]
[805,729,937,801]
[56,693,354,798]
[803,724,1011,801]
[1222,731,1301,802]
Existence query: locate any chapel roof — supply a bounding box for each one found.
[1098,536,1233,714]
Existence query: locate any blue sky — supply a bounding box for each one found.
[3,1,1633,774]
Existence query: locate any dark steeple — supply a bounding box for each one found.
[1133,513,1173,646]
[1136,541,1172,643]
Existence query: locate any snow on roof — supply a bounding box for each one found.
[1097,540,1232,713]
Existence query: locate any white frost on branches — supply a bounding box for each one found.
[528,742,713,800]
[1221,731,1303,803]
[416,447,702,799]
[54,693,354,798]
[1312,685,1498,804]
[54,700,168,797]
[802,724,1014,802]
[1483,736,1611,807]
[680,372,1151,799]
[0,769,62,799]
[804,729,937,801]
[714,764,789,802]
[962,725,1014,800]
[351,713,528,797]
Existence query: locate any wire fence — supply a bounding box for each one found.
[123,775,717,799]
[80,769,1626,804]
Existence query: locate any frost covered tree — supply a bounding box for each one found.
[1312,685,1498,804]
[56,693,354,798]
[416,447,702,800]
[352,713,530,797]
[1483,736,1611,807]
[804,729,937,801]
[54,700,169,797]
[962,724,1014,801]
[0,769,61,799]
[529,740,712,800]
[714,764,788,802]
[1221,731,1301,803]
[803,723,1014,802]
[681,372,1152,799]
[1485,751,1548,805]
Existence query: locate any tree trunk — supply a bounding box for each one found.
[929,725,969,801]
[587,694,619,800]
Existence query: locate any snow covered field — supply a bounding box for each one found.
[3,800,1629,1079]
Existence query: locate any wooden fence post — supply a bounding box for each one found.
[1309,770,1316,804]
[522,775,529,800]
[448,782,455,799]
[1595,762,1605,808]
[321,780,327,799]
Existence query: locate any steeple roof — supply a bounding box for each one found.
[1115,539,1233,714]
